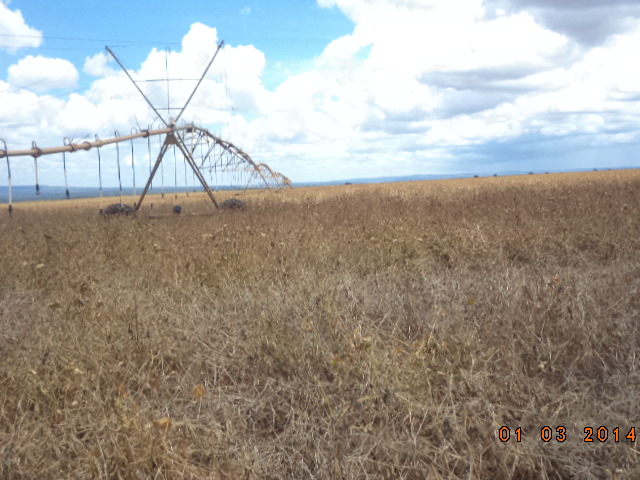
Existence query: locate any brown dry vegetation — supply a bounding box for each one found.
[0,170,639,479]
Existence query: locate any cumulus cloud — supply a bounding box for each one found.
[225,0,640,178]
[103,23,268,126]
[4,1,640,186]
[243,0,572,154]
[0,1,42,53]
[8,55,79,93]
[485,0,640,46]
[83,52,109,77]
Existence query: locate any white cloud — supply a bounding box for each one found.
[8,55,78,93]
[106,23,269,126]
[229,0,569,160]
[4,2,640,187]
[84,52,109,77]
[469,12,570,71]
[180,22,220,64]
[223,0,640,179]
[0,1,42,53]
[487,0,640,46]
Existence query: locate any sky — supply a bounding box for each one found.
[1,0,640,187]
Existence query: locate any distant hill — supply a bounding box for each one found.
[0,185,217,203]
[291,167,633,187]
[0,167,634,202]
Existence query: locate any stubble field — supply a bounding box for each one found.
[1,170,639,479]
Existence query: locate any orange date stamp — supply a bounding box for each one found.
[499,426,637,443]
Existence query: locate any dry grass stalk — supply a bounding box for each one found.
[0,170,639,478]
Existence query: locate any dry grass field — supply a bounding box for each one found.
[1,170,639,479]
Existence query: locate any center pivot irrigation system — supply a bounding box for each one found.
[0,41,291,215]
